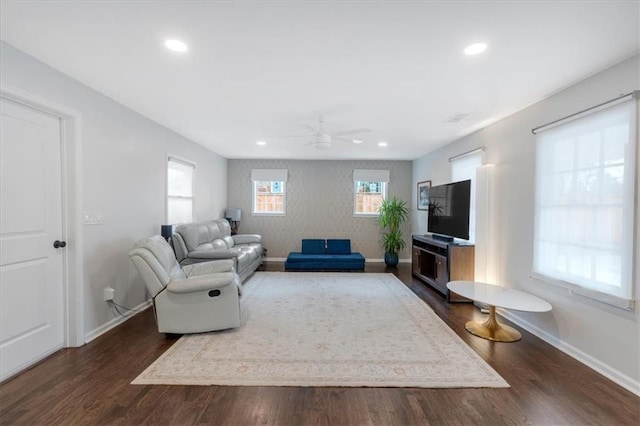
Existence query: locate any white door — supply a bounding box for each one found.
[0,98,65,381]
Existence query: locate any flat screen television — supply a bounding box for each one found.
[427,179,471,241]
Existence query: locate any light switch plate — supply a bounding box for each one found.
[83,211,103,225]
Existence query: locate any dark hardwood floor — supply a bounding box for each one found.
[1,263,638,425]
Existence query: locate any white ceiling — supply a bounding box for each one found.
[1,1,638,160]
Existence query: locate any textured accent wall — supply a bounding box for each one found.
[227,160,412,260]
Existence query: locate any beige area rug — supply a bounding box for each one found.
[132,272,509,388]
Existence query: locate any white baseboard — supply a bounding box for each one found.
[265,257,287,262]
[498,309,640,397]
[84,300,152,344]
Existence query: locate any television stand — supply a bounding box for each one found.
[412,235,475,302]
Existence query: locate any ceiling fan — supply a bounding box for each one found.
[297,117,372,149]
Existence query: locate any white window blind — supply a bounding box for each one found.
[451,150,483,243]
[251,169,288,182]
[353,169,390,183]
[533,98,637,309]
[167,157,195,224]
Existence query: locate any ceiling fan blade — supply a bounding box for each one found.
[276,134,315,138]
[336,136,366,144]
[302,123,320,134]
[331,128,373,137]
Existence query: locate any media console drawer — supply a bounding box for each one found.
[411,235,474,302]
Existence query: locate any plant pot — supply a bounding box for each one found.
[384,252,399,267]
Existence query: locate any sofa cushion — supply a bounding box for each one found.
[177,222,209,251]
[302,239,325,254]
[326,239,351,255]
[211,239,227,250]
[205,221,222,240]
[285,253,361,263]
[233,234,262,245]
[216,219,232,236]
[284,252,365,270]
[223,236,235,248]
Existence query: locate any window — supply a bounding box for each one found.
[251,169,287,215]
[354,181,387,215]
[253,180,285,214]
[533,96,636,308]
[167,156,195,224]
[451,149,483,243]
[353,169,389,215]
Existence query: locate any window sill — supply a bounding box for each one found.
[530,272,635,311]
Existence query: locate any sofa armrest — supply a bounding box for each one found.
[183,259,235,277]
[188,249,237,260]
[166,272,236,293]
[172,233,188,263]
[232,234,262,245]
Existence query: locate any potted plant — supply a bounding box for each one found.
[378,196,410,267]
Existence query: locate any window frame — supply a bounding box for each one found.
[252,180,286,216]
[166,155,196,224]
[353,180,387,216]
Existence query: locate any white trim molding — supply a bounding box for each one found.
[498,308,640,397]
[1,85,85,348]
[84,300,152,343]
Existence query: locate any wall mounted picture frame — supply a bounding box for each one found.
[417,180,431,210]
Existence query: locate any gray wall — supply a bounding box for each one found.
[1,41,228,340]
[228,160,412,260]
[412,55,640,393]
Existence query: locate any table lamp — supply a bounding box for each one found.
[161,224,173,241]
[225,208,241,234]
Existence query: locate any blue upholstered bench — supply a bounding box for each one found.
[284,239,365,271]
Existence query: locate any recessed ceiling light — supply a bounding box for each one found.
[165,39,188,52]
[464,42,487,55]
[256,140,267,146]
[378,141,388,147]
[352,139,364,144]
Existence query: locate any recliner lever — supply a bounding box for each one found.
[208,290,221,297]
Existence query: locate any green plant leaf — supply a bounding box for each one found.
[378,196,410,255]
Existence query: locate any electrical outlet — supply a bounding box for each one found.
[83,211,103,225]
[103,287,115,301]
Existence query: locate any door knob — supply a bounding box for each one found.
[53,240,67,249]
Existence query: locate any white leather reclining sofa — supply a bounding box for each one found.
[129,235,242,334]
[172,219,263,282]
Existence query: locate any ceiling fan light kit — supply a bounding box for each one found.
[296,116,373,150]
[312,133,332,149]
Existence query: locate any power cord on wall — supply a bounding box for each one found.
[106,299,146,317]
